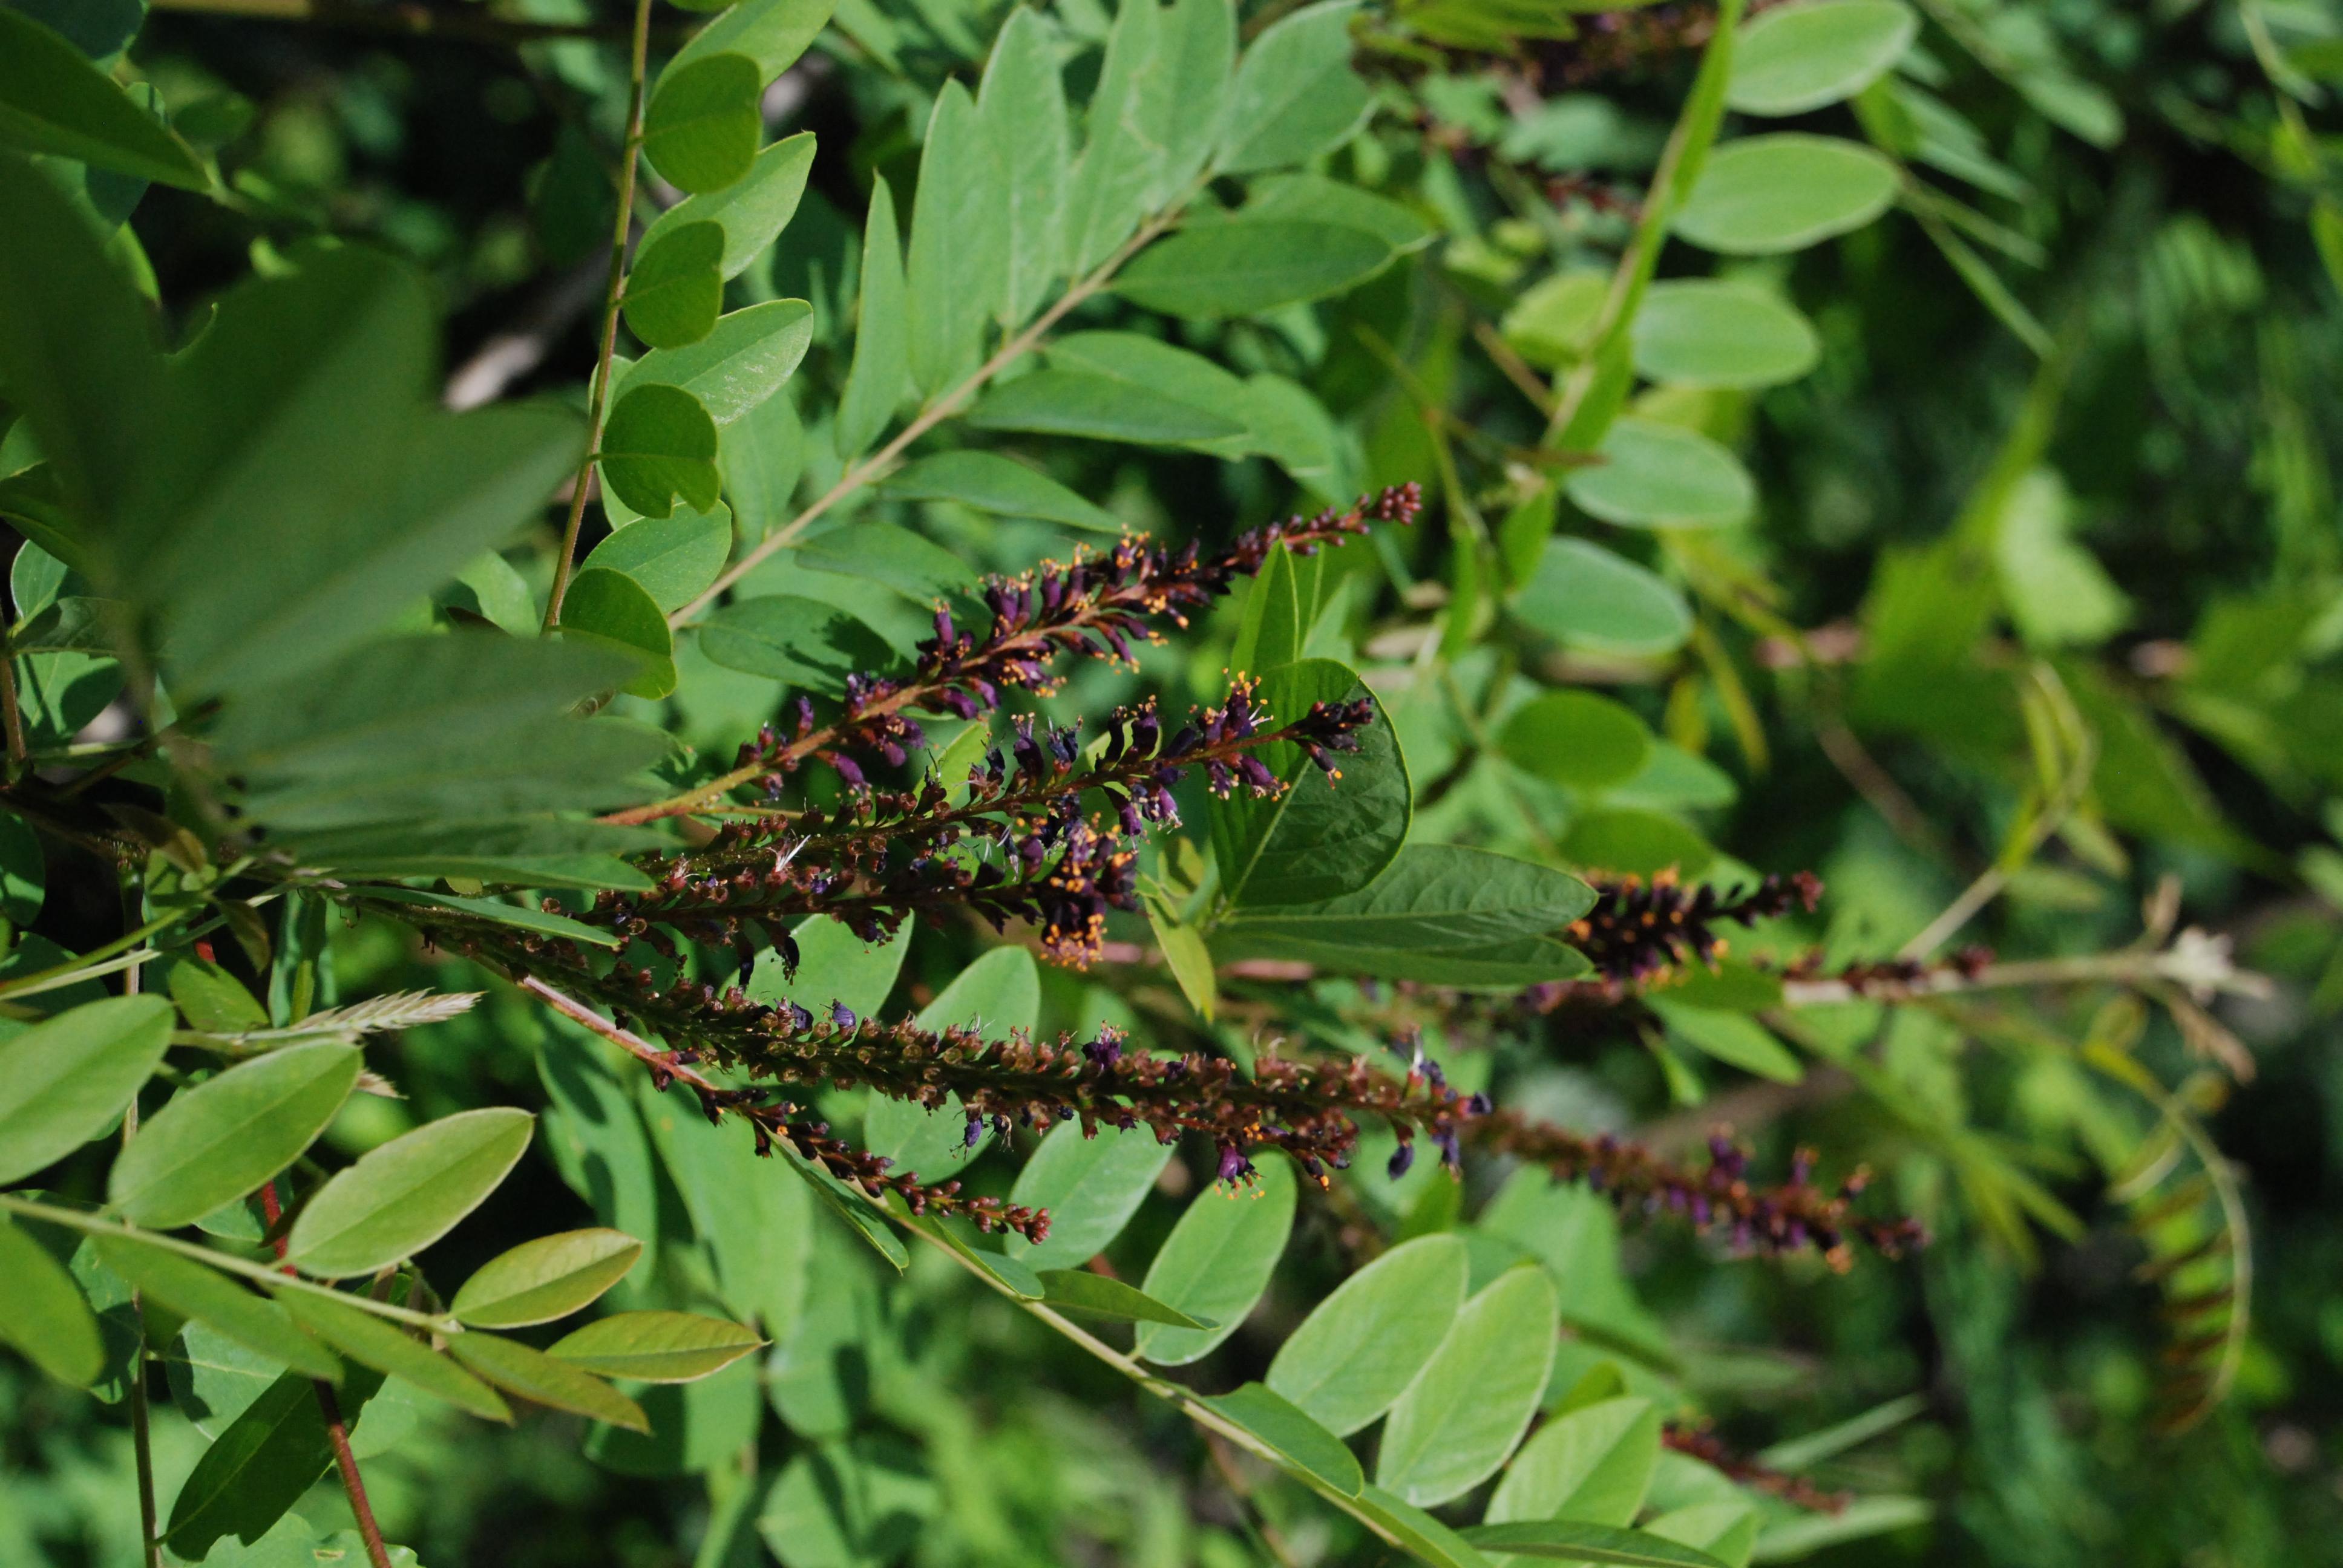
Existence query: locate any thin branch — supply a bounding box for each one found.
[0,652,25,784]
[543,0,655,633]
[317,1378,395,1566]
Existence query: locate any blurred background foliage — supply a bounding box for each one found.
[5,0,2343,1563]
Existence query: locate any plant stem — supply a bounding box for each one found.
[0,909,190,998]
[0,650,26,785]
[119,893,163,1568]
[671,197,1196,627]
[543,0,656,634]
[316,1379,395,1568]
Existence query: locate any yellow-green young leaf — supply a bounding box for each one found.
[1115,219,1391,319]
[643,52,761,194]
[274,1288,511,1422]
[108,1041,361,1229]
[559,567,678,701]
[640,130,816,279]
[164,1367,388,1558]
[286,1107,535,1279]
[0,995,173,1184]
[1216,0,1372,174]
[549,1309,765,1381]
[1004,1120,1174,1270]
[1728,0,1916,117]
[0,1215,102,1385]
[1500,690,1654,791]
[449,1330,649,1430]
[0,7,209,188]
[1673,134,1901,255]
[1265,1233,1468,1436]
[1202,1381,1363,1497]
[1145,898,1219,1025]
[89,1236,342,1380]
[1034,1269,1213,1328]
[600,382,722,520]
[453,1228,645,1328]
[621,221,724,350]
[1136,1155,1294,1365]
[1487,1397,1663,1532]
[1564,419,1755,530]
[1375,1266,1559,1507]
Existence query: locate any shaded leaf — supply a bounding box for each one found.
[286,1107,535,1278]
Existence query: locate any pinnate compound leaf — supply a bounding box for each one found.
[1210,659,1410,910]
[447,1330,649,1431]
[0,1215,103,1386]
[560,566,678,701]
[1004,1119,1175,1270]
[108,1041,361,1229]
[1674,134,1901,255]
[274,1289,512,1422]
[863,946,1040,1181]
[1136,1155,1296,1365]
[0,7,209,188]
[549,1309,765,1381]
[164,1367,387,1557]
[1728,0,1916,116]
[1565,419,1754,529]
[622,221,726,351]
[978,6,1071,326]
[878,450,1121,534]
[1265,1232,1467,1436]
[1375,1266,1559,1506]
[1217,0,1372,174]
[454,1228,645,1328]
[626,299,813,425]
[640,130,816,279]
[1116,219,1391,318]
[1463,1522,1731,1568]
[89,1237,342,1380]
[0,995,172,1184]
[643,53,761,194]
[834,175,911,457]
[1204,1381,1364,1497]
[601,382,722,520]
[1513,537,1693,658]
[286,1107,535,1278]
[1035,1269,1213,1328]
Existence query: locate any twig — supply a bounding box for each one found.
[543,0,655,633]
[317,1382,395,1568]
[0,650,25,783]
[516,974,729,1096]
[117,887,162,1568]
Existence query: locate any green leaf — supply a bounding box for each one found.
[163,1368,388,1557]
[635,1081,813,1336]
[1559,807,1714,878]
[967,367,1248,446]
[696,594,896,691]
[1046,330,1256,456]
[162,959,267,1037]
[793,520,971,604]
[1650,1001,1803,1083]
[1633,281,1820,390]
[0,7,208,188]
[1035,1269,1212,1327]
[833,176,909,457]
[1729,0,1917,116]
[877,450,1121,533]
[1501,691,1654,791]
[1204,1381,1365,1497]
[1355,1486,1495,1568]
[285,1106,535,1278]
[108,1041,361,1230]
[669,0,837,85]
[356,886,625,949]
[1674,134,1900,255]
[906,80,1007,398]
[549,1309,765,1381]
[1265,1232,1467,1436]
[758,1432,937,1566]
[12,595,119,656]
[1513,538,1693,658]
[1487,1396,1662,1532]
[1147,897,1220,1023]
[0,1214,102,1385]
[1565,419,1754,530]
[0,995,173,1184]
[863,946,1040,1181]
[583,1358,762,1477]
[1246,171,1437,252]
[1749,1497,1933,1560]
[1376,1267,1558,1506]
[451,1228,644,1328]
[1210,658,1411,910]
[88,1237,342,1380]
[1136,1153,1295,1365]
[1645,1504,1758,1568]
[1004,1119,1175,1270]
[0,811,42,926]
[977,6,1070,327]
[772,1134,911,1271]
[643,53,761,194]
[1231,542,1304,678]
[1214,846,1596,985]
[274,1288,513,1422]
[1464,1522,1730,1568]
[560,566,678,700]
[640,129,816,279]
[446,1330,649,1431]
[1116,218,1391,318]
[721,381,804,540]
[622,220,724,350]
[601,382,721,520]
[747,912,913,1020]
[1155,0,1238,199]
[1217,0,1372,174]
[1064,0,1168,273]
[626,298,814,425]
[585,505,732,614]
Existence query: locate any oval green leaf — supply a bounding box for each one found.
[1204,1381,1365,1497]
[452,1227,644,1328]
[1035,1269,1213,1328]
[109,1041,361,1230]
[1565,419,1755,530]
[0,1215,102,1385]
[285,1106,535,1279]
[1489,1395,1662,1533]
[1136,1154,1296,1365]
[548,1308,765,1382]
[1217,0,1372,174]
[1633,281,1821,390]
[274,1287,512,1422]
[1728,0,1918,117]
[626,298,814,425]
[1674,134,1901,255]
[696,594,897,691]
[0,995,173,1185]
[1375,1265,1559,1507]
[90,1235,342,1381]
[878,451,1122,534]
[560,567,677,701]
[1265,1232,1467,1437]
[1500,691,1654,791]
[1004,1119,1175,1270]
[600,382,721,521]
[448,1330,649,1431]
[1513,538,1693,658]
[966,368,1250,446]
[640,129,816,279]
[0,7,209,189]
[1116,219,1391,318]
[584,505,732,614]
[1210,659,1411,910]
[621,220,724,351]
[643,52,761,194]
